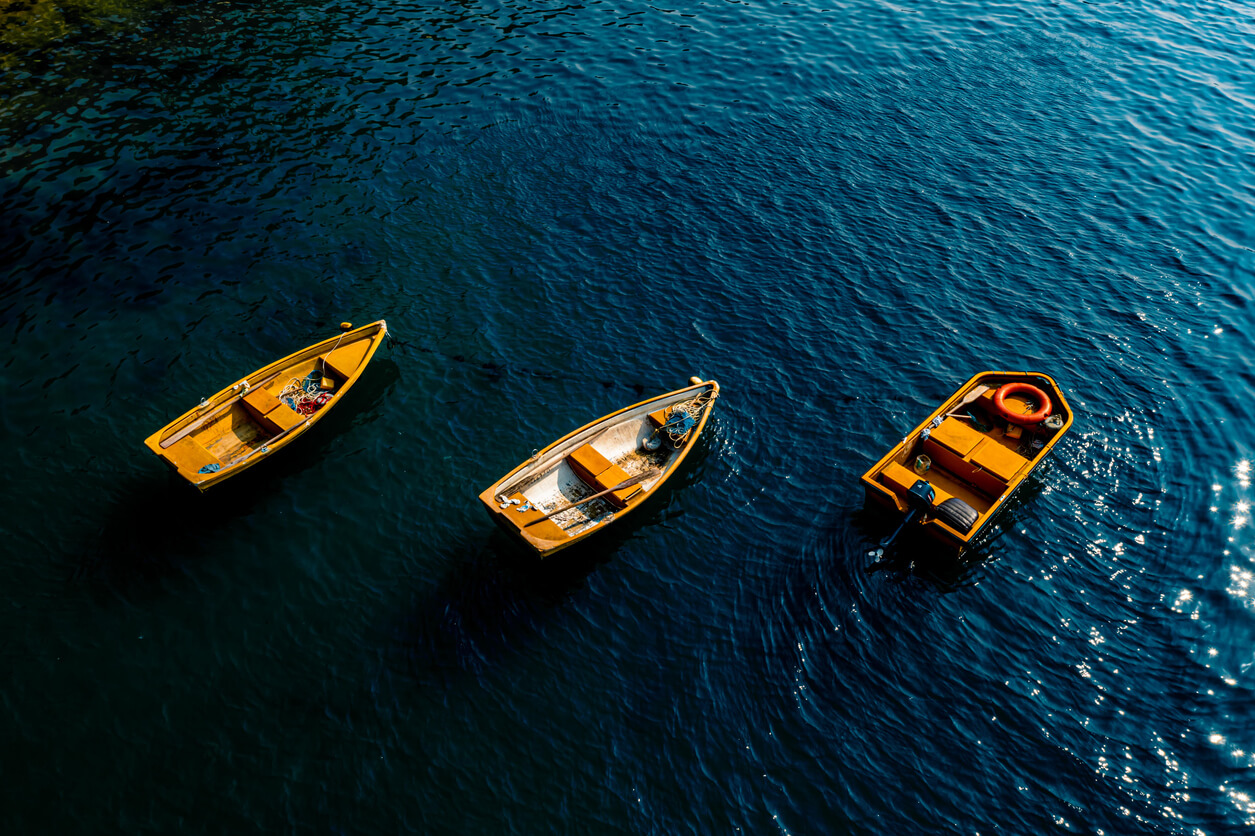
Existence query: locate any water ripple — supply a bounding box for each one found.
[5,0,1255,831]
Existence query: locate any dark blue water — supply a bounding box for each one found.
[4,0,1255,831]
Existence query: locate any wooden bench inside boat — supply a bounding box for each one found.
[504,490,569,540]
[922,418,1030,497]
[322,340,370,380]
[879,459,982,534]
[164,436,222,474]
[567,444,641,508]
[242,386,304,435]
[879,460,957,508]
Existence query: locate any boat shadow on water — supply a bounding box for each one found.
[259,532,618,733]
[69,359,401,599]
[384,437,711,688]
[382,533,606,687]
[68,474,261,601]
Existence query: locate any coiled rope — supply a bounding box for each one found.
[278,371,330,415]
[662,389,718,446]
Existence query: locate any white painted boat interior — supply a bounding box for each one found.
[491,388,710,535]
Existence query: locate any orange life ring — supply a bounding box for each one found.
[993,382,1052,425]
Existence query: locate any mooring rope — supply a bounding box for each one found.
[321,329,349,377]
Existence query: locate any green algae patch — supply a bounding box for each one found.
[1,0,161,59]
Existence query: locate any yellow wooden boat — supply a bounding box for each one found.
[479,377,720,557]
[861,370,1073,551]
[143,320,388,491]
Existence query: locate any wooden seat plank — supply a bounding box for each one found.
[930,418,983,457]
[969,440,1029,482]
[506,491,571,541]
[593,463,643,508]
[568,444,613,484]
[166,437,222,474]
[880,460,954,507]
[322,340,371,381]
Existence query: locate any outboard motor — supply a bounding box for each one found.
[874,479,936,556]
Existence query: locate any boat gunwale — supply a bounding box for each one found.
[142,320,388,491]
[479,379,719,556]
[860,370,1073,546]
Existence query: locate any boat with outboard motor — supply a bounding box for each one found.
[143,320,388,490]
[479,377,719,556]
[861,370,1072,552]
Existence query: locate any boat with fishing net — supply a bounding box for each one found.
[861,370,1073,552]
[479,377,720,556]
[143,321,388,491]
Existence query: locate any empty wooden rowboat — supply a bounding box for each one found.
[143,320,388,491]
[861,370,1073,551]
[479,377,720,557]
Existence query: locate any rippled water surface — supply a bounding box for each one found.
[4,0,1255,831]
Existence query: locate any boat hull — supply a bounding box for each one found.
[860,371,1073,549]
[142,321,388,491]
[479,379,719,557]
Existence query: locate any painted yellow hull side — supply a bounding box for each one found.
[860,370,1073,548]
[142,320,388,491]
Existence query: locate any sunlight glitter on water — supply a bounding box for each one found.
[1171,588,1201,621]
[1235,460,1251,489]
[6,0,1255,830]
[1222,784,1255,825]
[1228,566,1254,603]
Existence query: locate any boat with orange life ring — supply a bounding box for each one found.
[860,371,1073,552]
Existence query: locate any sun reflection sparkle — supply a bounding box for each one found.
[1222,783,1255,824]
[1226,566,1255,605]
